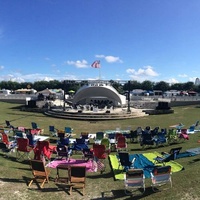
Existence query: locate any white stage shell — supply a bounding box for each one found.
[72,83,126,106]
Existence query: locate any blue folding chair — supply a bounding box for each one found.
[49,126,57,137]
[72,138,88,152]
[31,122,39,129]
[64,127,73,136]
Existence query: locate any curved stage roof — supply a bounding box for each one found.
[72,81,126,106]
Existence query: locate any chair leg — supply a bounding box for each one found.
[70,185,72,195]
[28,179,34,187]
[40,179,47,188]
[82,186,85,195]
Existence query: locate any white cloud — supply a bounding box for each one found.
[0,72,63,83]
[0,70,91,83]
[95,55,123,63]
[166,78,179,84]
[126,66,159,81]
[0,65,4,70]
[95,55,105,58]
[105,56,122,63]
[189,77,197,82]
[178,74,188,78]
[126,69,135,74]
[65,60,88,68]
[0,74,25,82]
[137,66,158,76]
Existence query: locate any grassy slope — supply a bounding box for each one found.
[0,102,200,200]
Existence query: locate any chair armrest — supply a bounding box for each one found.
[131,157,136,164]
[154,156,164,162]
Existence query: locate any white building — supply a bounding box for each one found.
[195,78,200,86]
[0,89,11,95]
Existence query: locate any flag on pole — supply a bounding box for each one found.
[91,60,101,68]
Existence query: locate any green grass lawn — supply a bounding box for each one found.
[1,102,200,200]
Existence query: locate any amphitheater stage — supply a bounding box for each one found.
[44,107,149,121]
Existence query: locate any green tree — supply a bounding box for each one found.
[141,80,154,91]
[109,80,123,93]
[154,81,170,92]
[170,83,184,91]
[183,81,195,91]
[123,80,142,91]
[33,81,50,91]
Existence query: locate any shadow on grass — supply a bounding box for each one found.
[87,171,113,179]
[9,105,25,110]
[90,187,155,200]
[27,187,61,192]
[189,158,200,163]
[130,141,182,152]
[0,177,26,185]
[22,175,57,189]
[27,181,84,196]
[0,154,33,165]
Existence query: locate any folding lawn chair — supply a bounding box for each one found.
[1,132,16,148]
[0,142,15,157]
[118,152,135,172]
[140,132,155,148]
[56,144,71,160]
[82,148,94,161]
[33,140,56,161]
[167,129,179,144]
[93,144,107,172]
[81,132,89,140]
[5,120,15,129]
[154,147,182,165]
[16,138,33,161]
[154,131,167,146]
[179,129,189,141]
[101,138,111,154]
[64,127,73,136]
[72,138,88,153]
[28,159,51,188]
[31,122,39,129]
[129,130,139,143]
[116,136,127,152]
[151,165,172,192]
[95,132,104,144]
[49,125,57,137]
[124,169,145,195]
[68,166,86,195]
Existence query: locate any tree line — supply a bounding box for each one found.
[0,80,199,94]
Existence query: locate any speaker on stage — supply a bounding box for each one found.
[156,102,170,110]
[28,100,37,108]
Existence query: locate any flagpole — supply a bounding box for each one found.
[91,60,101,80]
[99,67,101,80]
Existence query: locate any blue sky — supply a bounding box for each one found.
[0,0,200,84]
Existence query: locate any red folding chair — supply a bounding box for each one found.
[1,132,16,148]
[179,129,189,141]
[115,133,123,141]
[1,132,12,146]
[0,132,16,156]
[116,136,127,152]
[34,140,56,161]
[16,138,33,161]
[92,144,107,172]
